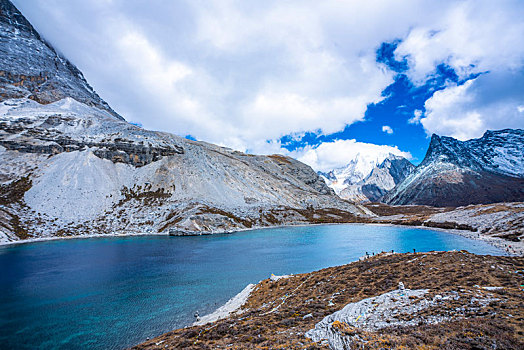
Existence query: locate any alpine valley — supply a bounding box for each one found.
[2,1,524,350]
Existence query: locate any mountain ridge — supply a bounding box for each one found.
[421,129,524,177]
[340,155,415,202]
[320,153,415,203]
[384,129,524,206]
[0,0,123,120]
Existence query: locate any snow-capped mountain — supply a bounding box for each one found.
[384,129,524,207]
[319,152,393,192]
[319,153,414,202]
[340,155,415,202]
[0,0,368,243]
[0,0,121,119]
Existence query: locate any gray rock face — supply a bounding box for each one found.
[384,129,524,207]
[0,97,362,243]
[338,154,415,202]
[306,288,431,348]
[0,0,122,120]
[0,98,184,167]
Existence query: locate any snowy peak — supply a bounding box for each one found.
[422,129,524,177]
[384,128,524,207]
[339,153,386,185]
[320,153,414,202]
[318,170,336,182]
[0,0,122,120]
[467,129,524,177]
[365,155,415,186]
[321,152,402,193]
[0,0,34,35]
[338,154,414,202]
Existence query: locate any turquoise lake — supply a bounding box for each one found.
[0,224,506,349]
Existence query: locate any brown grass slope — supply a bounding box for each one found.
[133,251,524,350]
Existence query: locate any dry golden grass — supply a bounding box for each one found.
[133,252,524,350]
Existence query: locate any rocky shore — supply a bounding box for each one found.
[133,251,524,349]
[364,202,524,255]
[3,199,522,259]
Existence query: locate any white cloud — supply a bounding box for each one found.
[382,125,393,134]
[288,139,411,172]
[394,0,524,139]
[9,0,435,154]
[395,1,524,84]
[11,0,524,152]
[422,72,524,140]
[408,110,423,124]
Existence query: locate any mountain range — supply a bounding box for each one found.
[320,154,415,203]
[384,129,524,206]
[0,0,522,244]
[321,129,524,207]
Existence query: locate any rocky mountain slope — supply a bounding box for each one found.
[0,0,121,119]
[384,129,524,207]
[0,0,369,244]
[365,202,524,248]
[320,153,414,203]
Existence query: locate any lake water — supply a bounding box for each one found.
[0,224,506,349]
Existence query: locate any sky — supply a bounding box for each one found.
[12,0,524,171]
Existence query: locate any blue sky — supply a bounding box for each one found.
[13,0,524,171]
[280,42,477,164]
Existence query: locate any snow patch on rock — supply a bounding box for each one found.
[270,274,291,282]
[194,284,255,326]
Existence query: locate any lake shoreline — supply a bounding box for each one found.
[1,221,522,256]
